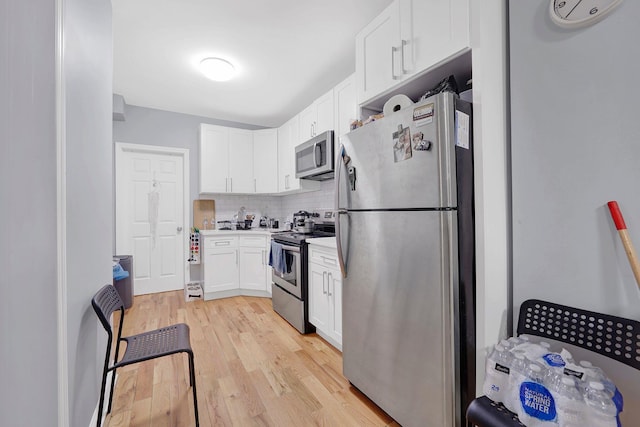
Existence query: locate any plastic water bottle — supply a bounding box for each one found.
[554,377,585,427]
[483,344,513,403]
[504,352,528,413]
[584,382,617,427]
[517,363,558,426]
[579,361,623,414]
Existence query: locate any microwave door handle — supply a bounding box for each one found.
[334,143,348,278]
[314,142,321,167]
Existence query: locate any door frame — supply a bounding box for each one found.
[114,142,191,289]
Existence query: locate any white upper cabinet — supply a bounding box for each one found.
[200,124,230,193]
[356,0,470,104]
[298,89,334,142]
[355,1,403,105]
[399,0,469,75]
[252,128,278,193]
[228,128,254,193]
[200,124,281,194]
[333,74,357,139]
[277,115,320,194]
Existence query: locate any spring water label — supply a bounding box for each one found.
[520,382,557,421]
[542,353,566,368]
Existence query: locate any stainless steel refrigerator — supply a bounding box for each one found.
[334,91,475,427]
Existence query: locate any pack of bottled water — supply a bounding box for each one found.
[482,335,624,426]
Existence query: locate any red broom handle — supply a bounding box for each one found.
[607,201,640,289]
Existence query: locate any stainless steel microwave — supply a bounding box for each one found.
[294,130,334,181]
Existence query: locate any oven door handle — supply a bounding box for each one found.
[276,243,300,253]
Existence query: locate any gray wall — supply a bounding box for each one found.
[0,0,113,426]
[64,0,114,425]
[0,0,59,424]
[510,1,640,422]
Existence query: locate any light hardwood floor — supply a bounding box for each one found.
[104,291,398,427]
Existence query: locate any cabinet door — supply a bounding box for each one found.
[399,0,469,75]
[309,262,329,331]
[228,128,254,193]
[299,104,316,141]
[239,247,267,291]
[203,248,239,293]
[328,269,342,347]
[355,1,403,104]
[314,89,334,136]
[200,124,229,193]
[333,74,357,139]
[277,116,294,192]
[253,129,278,193]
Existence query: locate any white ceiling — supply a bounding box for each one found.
[112,0,394,128]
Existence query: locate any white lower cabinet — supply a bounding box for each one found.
[238,236,269,291]
[308,244,342,350]
[203,236,239,293]
[203,233,270,299]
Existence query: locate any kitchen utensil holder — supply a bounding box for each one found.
[466,298,640,426]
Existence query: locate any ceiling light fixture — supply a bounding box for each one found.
[199,57,236,82]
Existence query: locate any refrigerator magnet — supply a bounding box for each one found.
[413,103,434,127]
[412,131,432,151]
[392,124,412,162]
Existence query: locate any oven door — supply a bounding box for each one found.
[271,243,303,299]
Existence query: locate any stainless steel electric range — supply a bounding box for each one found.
[270,210,335,334]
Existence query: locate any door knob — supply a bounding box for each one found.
[177,226,183,232]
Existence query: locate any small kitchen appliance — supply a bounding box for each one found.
[292,210,319,233]
[295,130,335,180]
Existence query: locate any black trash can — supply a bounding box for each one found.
[113,255,133,309]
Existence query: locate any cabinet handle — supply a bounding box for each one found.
[401,39,409,74]
[391,46,400,80]
[215,241,230,246]
[323,271,328,295]
[328,272,333,296]
[230,177,233,192]
[235,250,238,265]
[254,178,257,193]
[225,177,228,192]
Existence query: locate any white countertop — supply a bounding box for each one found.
[306,237,337,249]
[199,228,283,236]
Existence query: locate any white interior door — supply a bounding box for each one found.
[116,143,188,295]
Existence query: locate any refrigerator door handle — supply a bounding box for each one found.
[334,143,348,278]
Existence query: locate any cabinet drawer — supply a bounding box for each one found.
[239,235,268,248]
[204,236,238,249]
[309,246,339,269]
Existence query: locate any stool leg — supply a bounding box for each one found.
[188,352,199,427]
[97,369,108,427]
[107,367,117,414]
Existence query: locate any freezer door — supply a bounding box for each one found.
[340,92,457,210]
[342,210,459,427]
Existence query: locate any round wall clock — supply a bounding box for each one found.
[550,0,623,29]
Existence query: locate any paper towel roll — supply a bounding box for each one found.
[383,94,413,116]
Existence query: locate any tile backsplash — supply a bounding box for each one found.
[196,180,334,229]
